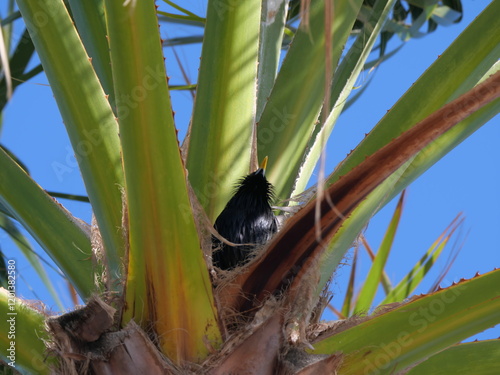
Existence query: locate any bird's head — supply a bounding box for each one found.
[232,157,274,207]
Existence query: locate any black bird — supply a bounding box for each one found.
[212,157,278,270]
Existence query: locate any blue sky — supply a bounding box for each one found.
[1,1,499,342]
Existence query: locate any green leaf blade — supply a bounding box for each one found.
[258,0,364,200]
[0,213,65,311]
[0,147,93,298]
[292,0,397,199]
[186,0,262,221]
[67,0,115,109]
[380,214,463,305]
[0,289,52,374]
[353,190,405,314]
[104,0,221,362]
[330,0,500,187]
[316,1,500,296]
[312,269,500,374]
[408,340,500,375]
[15,0,126,282]
[256,0,288,120]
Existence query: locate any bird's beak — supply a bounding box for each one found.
[255,156,268,177]
[259,156,268,171]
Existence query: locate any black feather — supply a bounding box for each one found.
[212,168,278,270]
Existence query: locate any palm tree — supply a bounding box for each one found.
[1,0,499,373]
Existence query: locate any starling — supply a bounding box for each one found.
[212,157,278,270]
